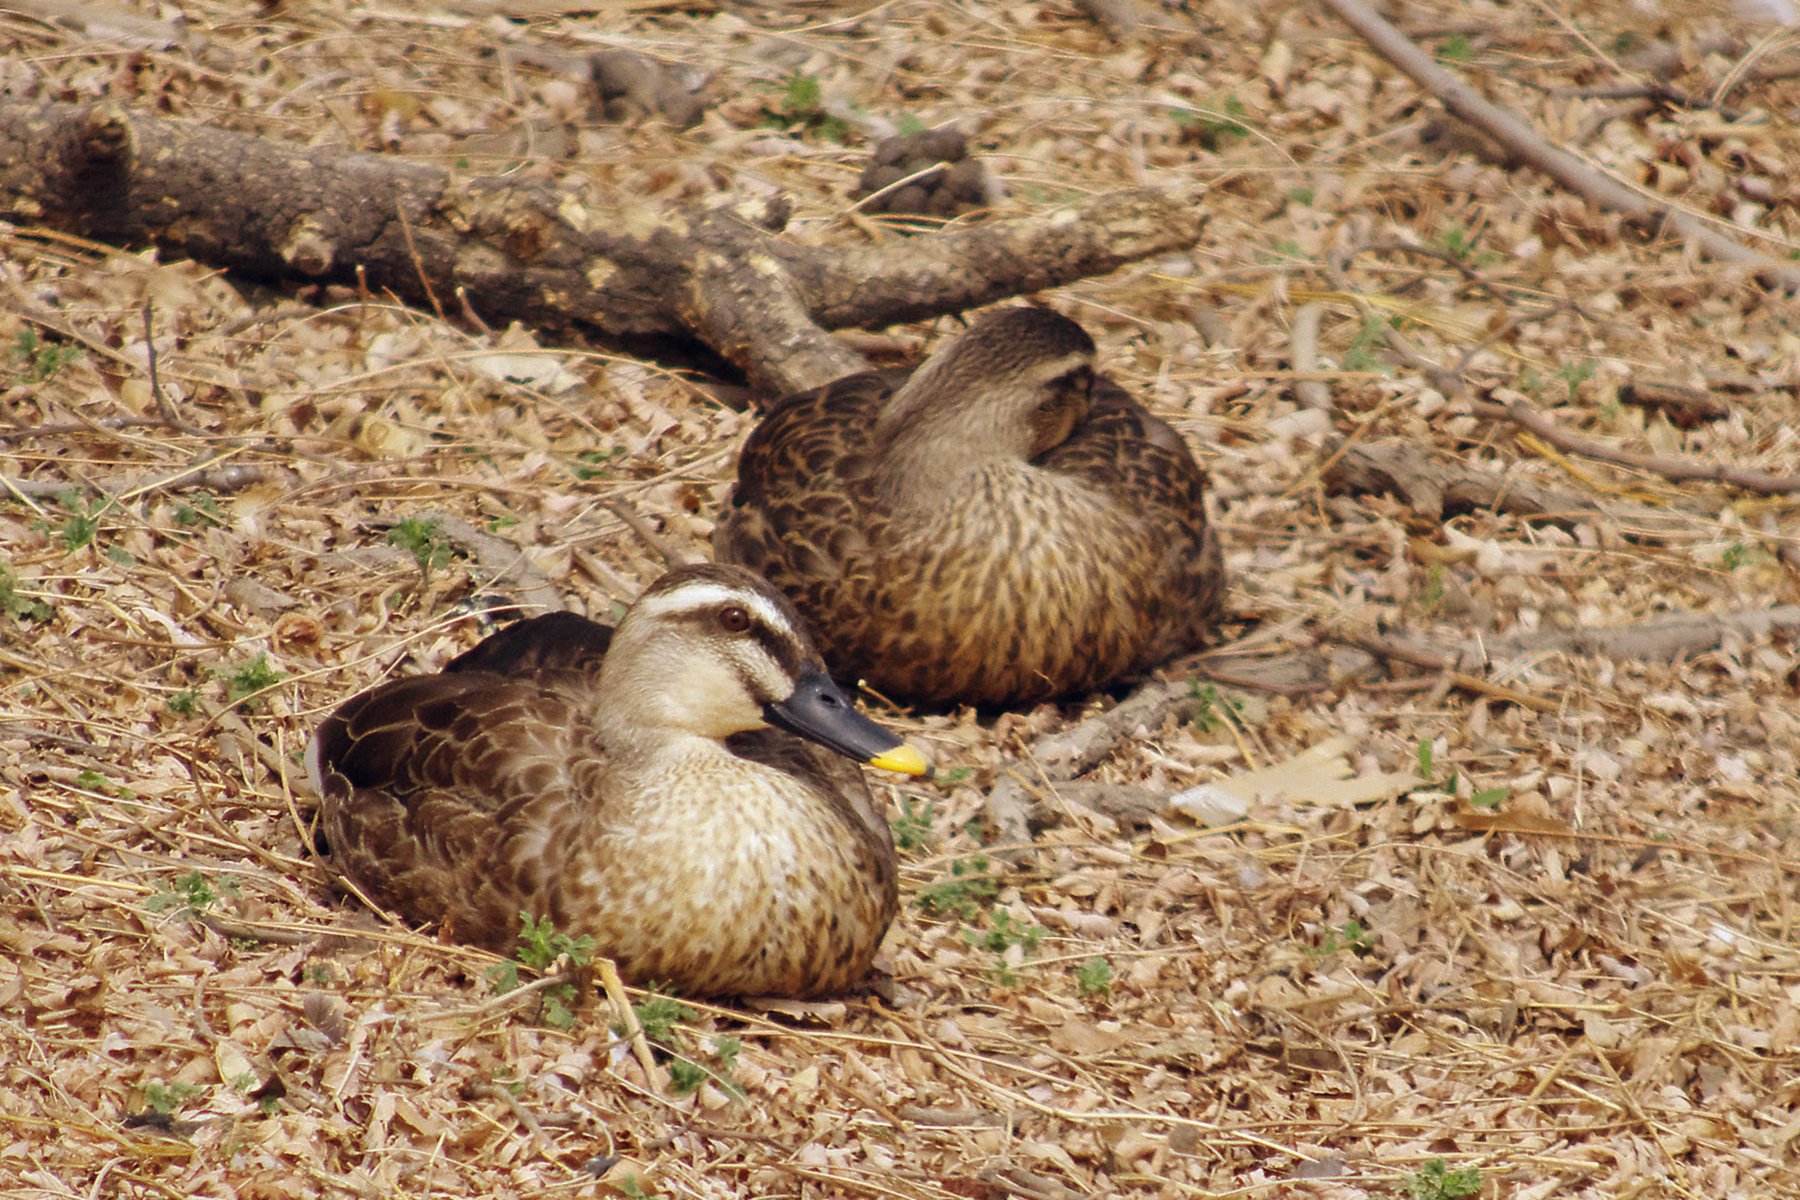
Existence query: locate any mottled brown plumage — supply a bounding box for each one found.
[715,307,1225,707]
[307,563,928,999]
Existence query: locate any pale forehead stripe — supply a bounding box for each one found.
[1023,351,1095,382]
[635,581,794,633]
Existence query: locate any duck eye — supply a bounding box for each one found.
[718,605,751,633]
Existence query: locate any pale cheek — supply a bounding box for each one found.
[660,674,767,735]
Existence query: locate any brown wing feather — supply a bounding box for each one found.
[716,373,893,676]
[444,610,613,677]
[1038,376,1226,660]
[316,670,600,951]
[716,360,1224,706]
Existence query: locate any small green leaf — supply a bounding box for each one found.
[222,653,284,708]
[514,911,594,971]
[1469,787,1507,809]
[174,494,225,529]
[667,1058,709,1094]
[387,516,454,576]
[1312,919,1373,956]
[11,328,83,381]
[140,1081,202,1114]
[627,994,697,1043]
[1408,1158,1481,1200]
[784,73,821,114]
[572,447,625,481]
[0,564,51,622]
[891,795,936,853]
[965,911,1043,954]
[912,855,996,920]
[1075,958,1113,998]
[146,870,235,917]
[486,961,521,996]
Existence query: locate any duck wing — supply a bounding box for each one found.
[445,610,614,676]
[312,669,601,953]
[715,371,893,575]
[1038,376,1226,645]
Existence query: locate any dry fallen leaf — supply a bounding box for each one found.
[1174,734,1423,815]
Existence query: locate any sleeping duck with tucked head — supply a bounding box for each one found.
[307,563,929,999]
[714,306,1226,708]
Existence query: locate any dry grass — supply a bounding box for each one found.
[3,0,1800,1196]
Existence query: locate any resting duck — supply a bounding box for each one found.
[714,306,1225,707]
[307,563,928,998]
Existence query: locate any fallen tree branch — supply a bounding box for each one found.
[1373,606,1800,672]
[0,100,1210,394]
[1349,639,1560,713]
[1318,249,1800,503]
[1470,396,1800,497]
[1323,437,1702,538]
[0,460,265,506]
[1319,0,1800,293]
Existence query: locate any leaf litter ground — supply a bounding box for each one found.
[1,1,1799,1197]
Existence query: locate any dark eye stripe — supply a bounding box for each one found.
[754,621,808,679]
[665,607,808,678]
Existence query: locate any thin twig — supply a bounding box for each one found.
[0,458,264,503]
[393,202,446,324]
[141,300,204,436]
[602,497,702,568]
[466,1081,553,1161]
[596,958,664,1094]
[1554,83,1742,122]
[197,913,318,946]
[1287,303,1333,412]
[1319,0,1800,292]
[1472,396,1800,496]
[1351,637,1560,712]
[0,414,177,441]
[1322,243,1800,499]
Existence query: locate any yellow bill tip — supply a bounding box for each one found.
[867,741,931,777]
